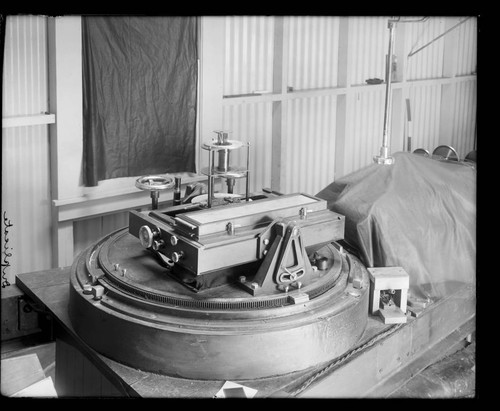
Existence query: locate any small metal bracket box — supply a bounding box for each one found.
[368,267,409,324]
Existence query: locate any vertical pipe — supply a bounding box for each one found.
[207,149,213,208]
[151,191,159,210]
[381,21,395,155]
[173,177,181,206]
[245,142,250,201]
[374,19,396,164]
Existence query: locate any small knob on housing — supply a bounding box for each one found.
[171,251,185,263]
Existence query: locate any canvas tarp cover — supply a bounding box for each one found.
[316,152,476,300]
[82,16,198,186]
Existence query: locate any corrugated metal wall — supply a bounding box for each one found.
[224,16,274,96]
[221,102,273,194]
[287,16,340,90]
[1,16,52,284]
[283,95,337,194]
[408,84,442,153]
[2,16,48,116]
[348,17,388,86]
[344,89,386,176]
[456,18,478,76]
[451,80,477,157]
[406,17,446,80]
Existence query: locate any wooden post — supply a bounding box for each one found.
[47,16,82,267]
[271,17,285,192]
[198,17,225,171]
[439,17,459,147]
[334,18,349,179]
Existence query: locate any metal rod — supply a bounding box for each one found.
[150,191,159,210]
[173,177,182,206]
[207,149,214,208]
[245,142,250,202]
[408,17,471,58]
[381,21,395,156]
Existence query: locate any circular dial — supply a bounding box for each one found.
[139,225,154,249]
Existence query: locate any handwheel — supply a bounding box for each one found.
[135,175,174,209]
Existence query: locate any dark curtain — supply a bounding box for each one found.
[82,16,198,186]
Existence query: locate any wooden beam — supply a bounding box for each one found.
[439,17,460,147]
[334,18,349,179]
[271,17,284,192]
[198,17,225,168]
[51,217,74,268]
[2,114,56,128]
[47,16,83,201]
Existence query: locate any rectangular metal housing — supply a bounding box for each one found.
[129,193,344,276]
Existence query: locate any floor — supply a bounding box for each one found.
[1,333,476,398]
[389,341,476,398]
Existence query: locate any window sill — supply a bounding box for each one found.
[2,114,56,128]
[53,174,208,222]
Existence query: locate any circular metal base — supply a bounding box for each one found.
[373,155,395,165]
[69,229,369,380]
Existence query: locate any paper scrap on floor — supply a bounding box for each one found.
[214,381,258,398]
[11,376,58,398]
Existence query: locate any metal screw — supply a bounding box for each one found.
[263,249,268,255]
[172,251,184,263]
[297,281,302,289]
[263,238,269,245]
[121,268,127,276]
[239,276,246,283]
[114,263,120,271]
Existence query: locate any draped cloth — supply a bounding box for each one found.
[82,16,198,186]
[316,152,476,300]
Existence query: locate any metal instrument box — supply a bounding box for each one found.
[129,193,345,276]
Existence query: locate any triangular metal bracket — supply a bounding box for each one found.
[239,221,313,296]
